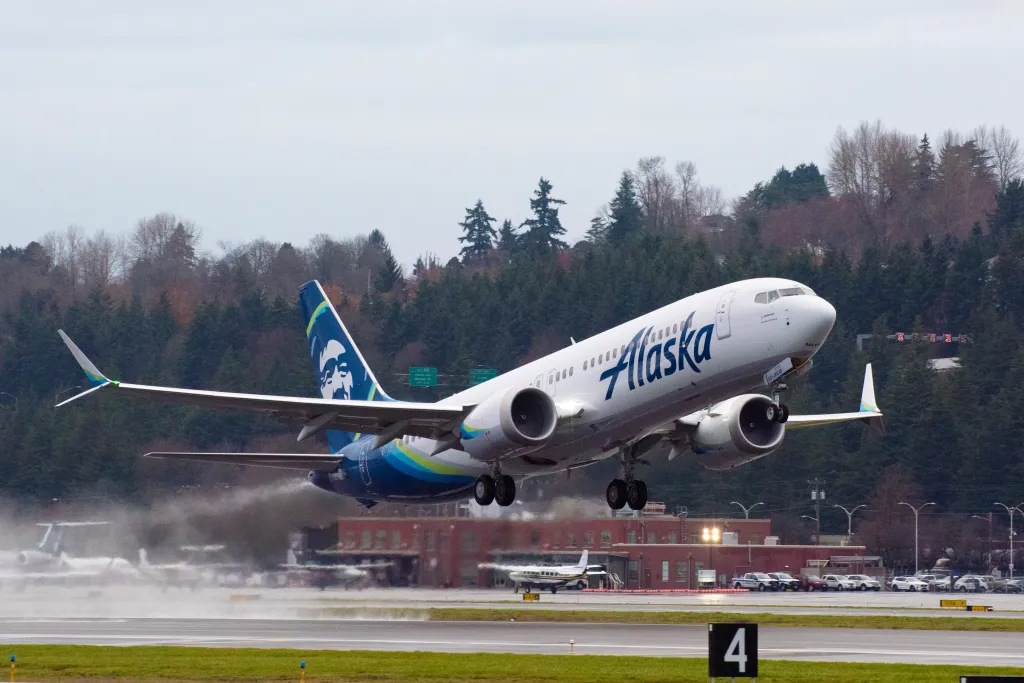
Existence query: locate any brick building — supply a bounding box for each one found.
[302,511,880,589]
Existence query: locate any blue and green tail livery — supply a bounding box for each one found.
[299,281,393,452]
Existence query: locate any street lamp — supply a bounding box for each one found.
[994,503,1024,580]
[971,514,993,569]
[834,504,866,541]
[800,514,819,544]
[899,501,936,575]
[730,501,764,519]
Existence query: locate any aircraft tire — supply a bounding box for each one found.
[550,586,557,594]
[474,476,495,506]
[626,480,647,510]
[606,479,627,510]
[495,475,516,506]
[766,403,778,423]
[778,404,790,423]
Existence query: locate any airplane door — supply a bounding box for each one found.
[534,374,544,389]
[715,290,735,340]
[545,369,557,396]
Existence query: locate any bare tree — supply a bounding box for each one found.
[635,156,678,234]
[974,125,1023,191]
[80,230,119,290]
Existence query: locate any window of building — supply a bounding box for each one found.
[675,561,688,583]
[583,532,594,548]
[567,533,578,549]
[530,530,541,546]
[600,530,612,548]
[647,531,656,544]
[460,531,478,552]
[459,559,479,587]
[668,532,677,544]
[360,530,371,549]
[425,531,435,551]
[374,530,387,549]
[343,530,356,549]
[390,530,401,549]
[627,530,637,544]
[662,560,669,583]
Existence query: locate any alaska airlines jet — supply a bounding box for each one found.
[57,278,881,511]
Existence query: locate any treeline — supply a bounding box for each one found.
[2,119,1024,571]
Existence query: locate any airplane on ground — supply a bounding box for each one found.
[57,277,882,511]
[479,549,605,593]
[137,549,209,590]
[279,549,392,589]
[0,521,109,571]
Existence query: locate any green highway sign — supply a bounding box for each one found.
[408,367,438,387]
[469,368,498,385]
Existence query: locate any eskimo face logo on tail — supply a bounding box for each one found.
[599,311,714,401]
[317,338,371,401]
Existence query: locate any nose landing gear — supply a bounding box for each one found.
[768,382,790,424]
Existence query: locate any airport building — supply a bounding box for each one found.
[302,509,879,589]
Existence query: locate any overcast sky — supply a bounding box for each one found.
[3,1,1022,268]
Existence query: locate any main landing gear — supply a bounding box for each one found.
[606,445,648,511]
[474,467,516,507]
[769,382,790,424]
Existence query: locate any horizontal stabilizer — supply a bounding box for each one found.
[144,452,341,471]
[785,364,883,430]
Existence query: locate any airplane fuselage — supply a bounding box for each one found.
[311,277,836,503]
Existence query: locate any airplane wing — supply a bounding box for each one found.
[144,452,344,471]
[784,364,884,430]
[57,330,474,447]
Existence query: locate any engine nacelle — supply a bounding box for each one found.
[16,550,54,569]
[460,386,558,462]
[693,394,786,470]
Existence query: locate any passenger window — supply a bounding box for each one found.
[569,367,573,377]
[591,357,595,366]
[658,330,663,340]
[583,360,588,370]
[673,324,678,333]
[548,375,553,385]
[598,355,602,365]
[555,373,559,383]
[613,348,617,358]
[621,345,625,355]
[755,292,768,304]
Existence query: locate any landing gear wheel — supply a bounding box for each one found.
[494,475,516,506]
[606,479,627,510]
[626,480,648,510]
[778,403,790,423]
[550,586,557,594]
[766,403,778,423]
[474,475,495,506]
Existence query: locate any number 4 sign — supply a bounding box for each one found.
[708,623,758,680]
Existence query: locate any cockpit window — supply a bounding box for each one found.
[756,287,809,303]
[767,290,780,302]
[779,287,804,297]
[754,292,768,304]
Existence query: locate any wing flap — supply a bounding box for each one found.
[144,452,341,471]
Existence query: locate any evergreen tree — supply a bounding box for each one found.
[368,229,404,293]
[519,177,567,256]
[606,172,643,244]
[497,220,518,253]
[914,133,936,190]
[457,199,497,262]
[585,213,608,244]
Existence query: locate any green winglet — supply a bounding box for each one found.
[57,329,109,387]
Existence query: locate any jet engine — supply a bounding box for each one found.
[692,394,786,470]
[460,386,558,462]
[16,549,54,569]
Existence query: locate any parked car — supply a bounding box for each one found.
[845,574,882,591]
[993,579,1024,594]
[732,572,780,591]
[822,574,857,591]
[768,572,801,591]
[890,576,929,592]
[954,576,987,593]
[799,574,827,591]
[916,573,951,591]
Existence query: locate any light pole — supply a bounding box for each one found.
[971,514,993,569]
[834,504,866,541]
[994,503,1024,580]
[899,501,935,575]
[801,514,819,544]
[730,501,764,519]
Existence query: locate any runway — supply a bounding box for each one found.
[2,617,1024,666]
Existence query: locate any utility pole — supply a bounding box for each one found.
[994,503,1024,581]
[899,501,935,575]
[834,504,866,542]
[809,479,824,545]
[730,501,764,519]
[971,514,993,570]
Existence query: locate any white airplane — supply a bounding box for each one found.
[57,277,882,511]
[0,521,109,571]
[137,549,208,590]
[279,549,392,589]
[480,549,605,593]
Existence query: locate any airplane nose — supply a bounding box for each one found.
[808,297,837,341]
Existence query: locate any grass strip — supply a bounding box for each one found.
[1,645,1023,683]
[293,606,1024,631]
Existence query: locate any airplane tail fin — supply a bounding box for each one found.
[286,549,298,566]
[139,548,150,568]
[859,363,886,435]
[576,549,589,571]
[299,281,393,452]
